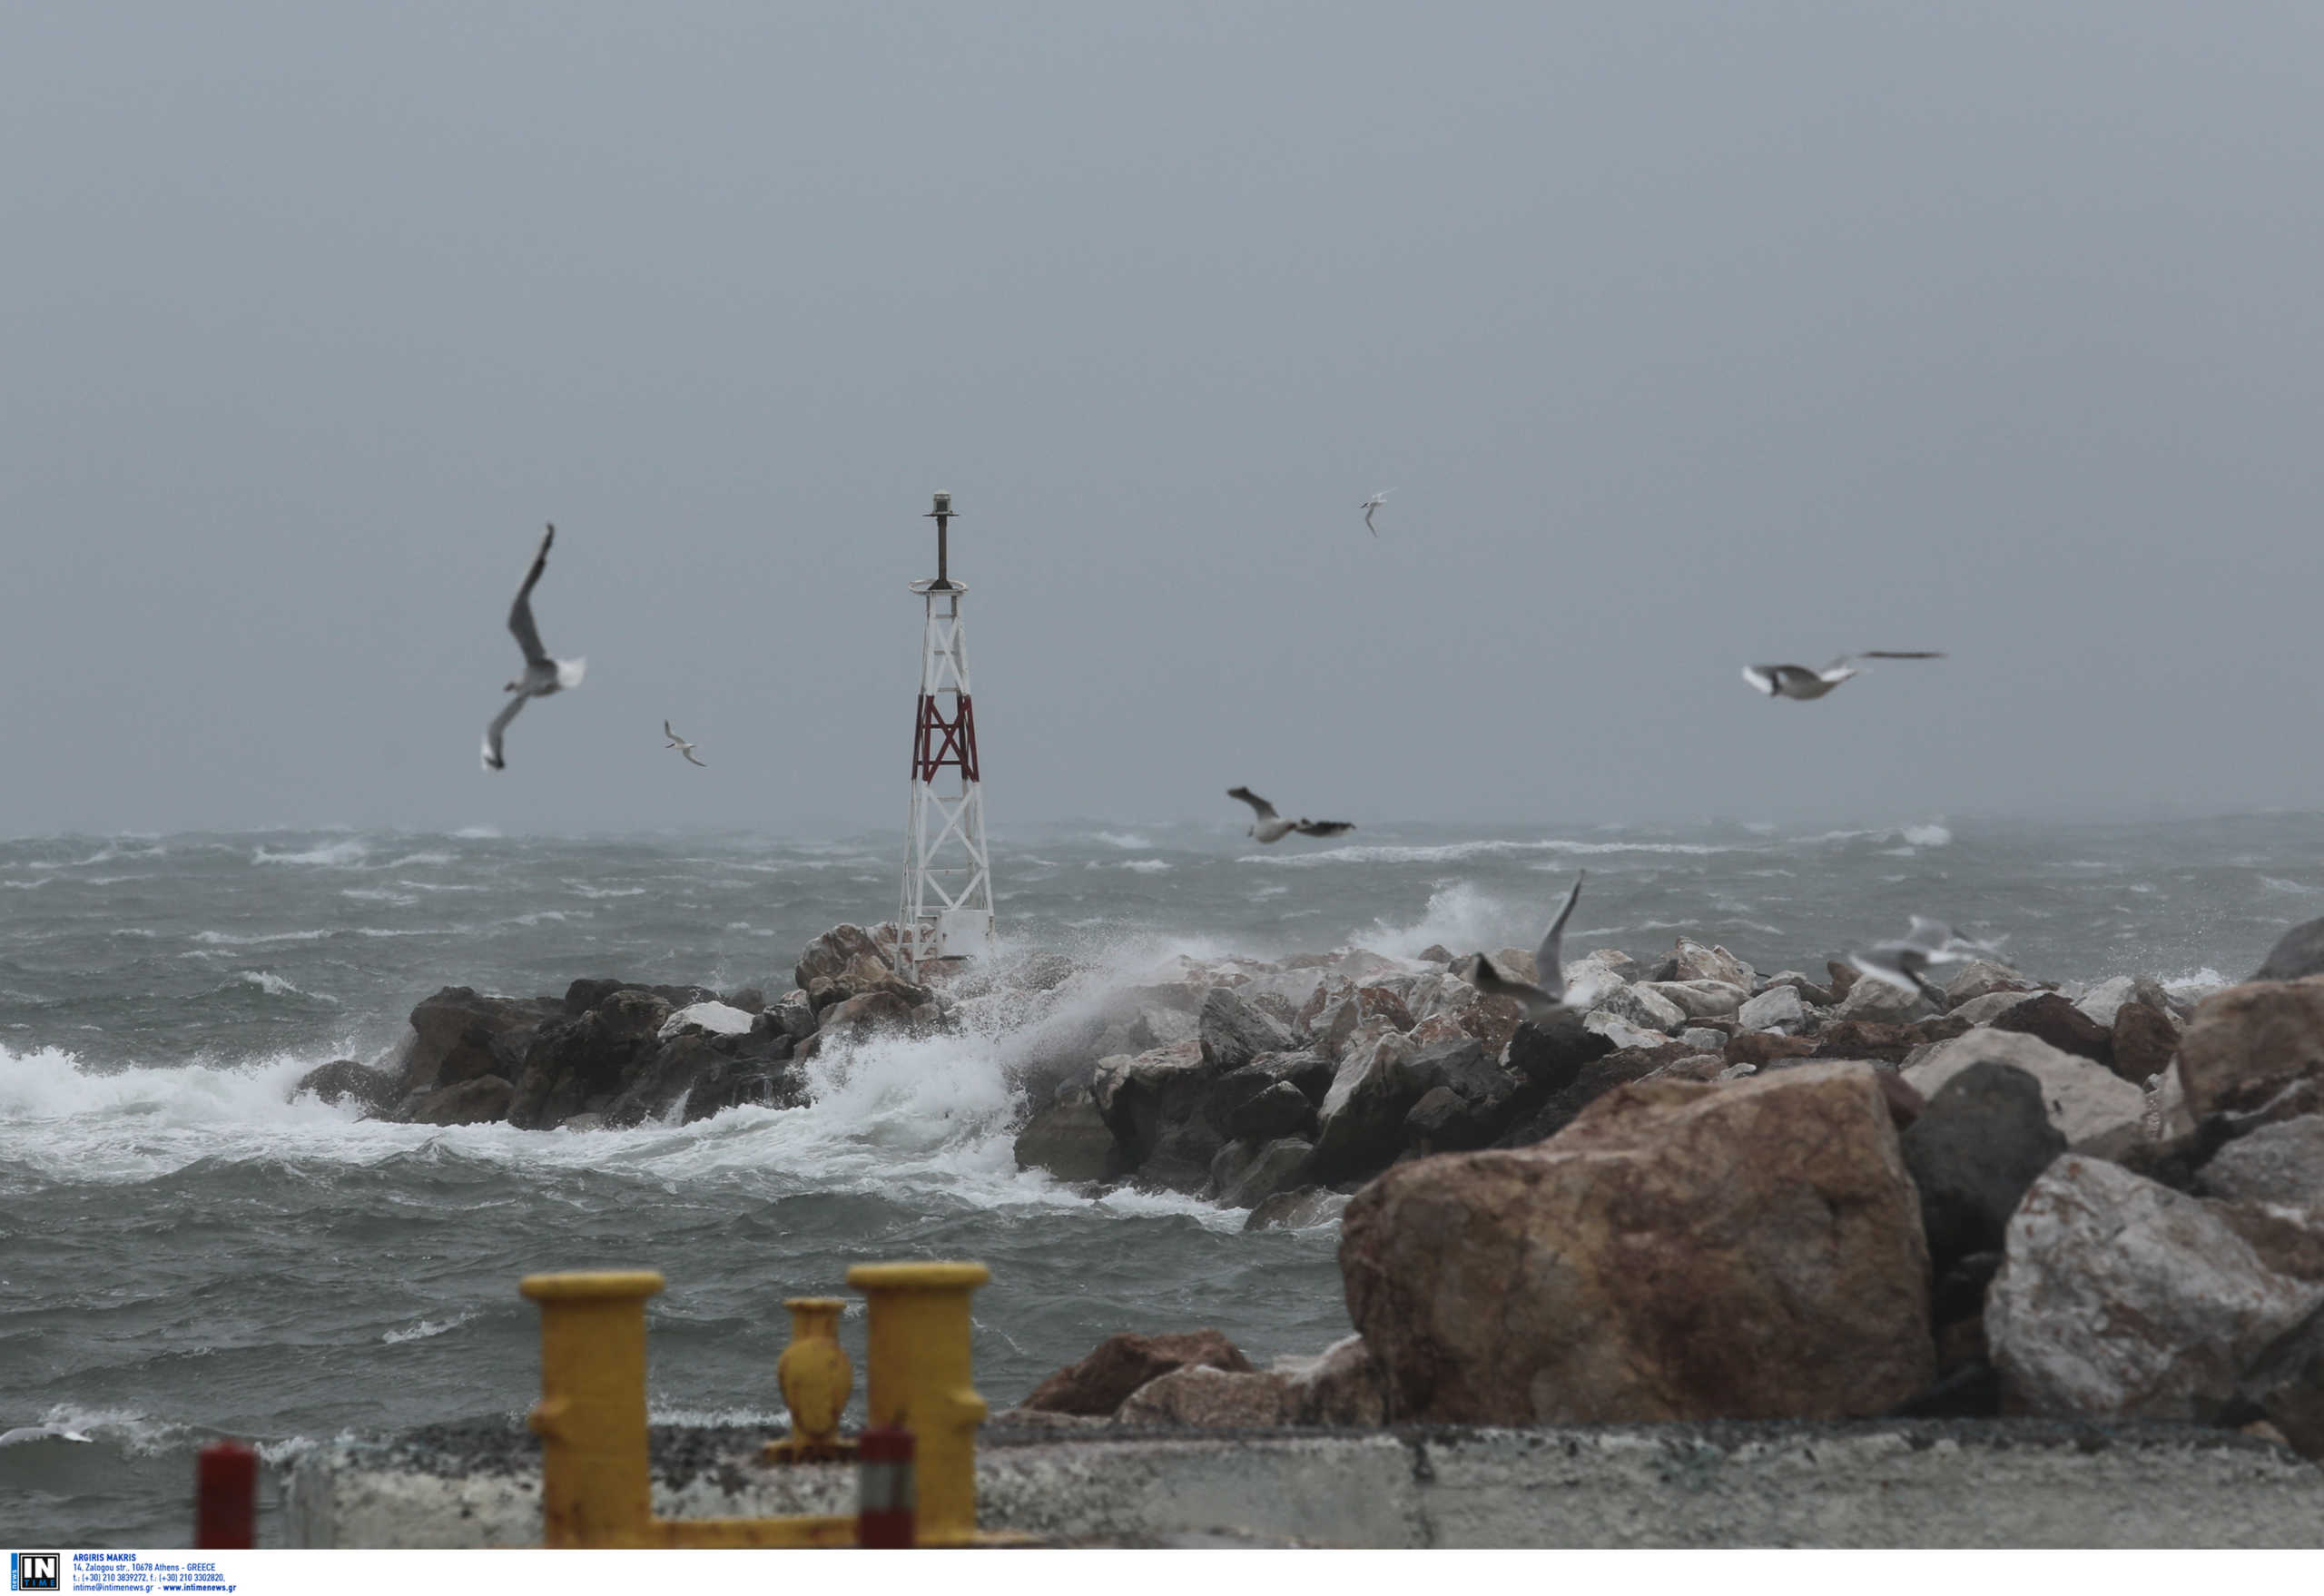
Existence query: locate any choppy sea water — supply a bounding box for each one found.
[5,812,2321,1544]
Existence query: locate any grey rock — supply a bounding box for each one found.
[1835,976,1935,1026]
[1901,1062,2068,1272]
[293,1059,399,1115]
[2201,1116,2324,1210]
[1948,989,2051,1027]
[1208,1136,1315,1208]
[1591,982,1688,1034]
[1310,1028,1419,1183]
[1985,1155,2324,1421]
[1197,987,1299,1072]
[1243,1187,1352,1232]
[1679,1027,1730,1054]
[1014,1095,1122,1184]
[1639,980,1748,1020]
[1904,1030,2146,1156]
[2255,918,2324,982]
[2231,1298,2324,1462]
[402,986,562,1093]
[408,1073,516,1127]
[1944,961,2035,1008]
[1223,1079,1318,1142]
[1736,985,1807,1034]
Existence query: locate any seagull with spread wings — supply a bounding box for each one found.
[1360,488,1393,535]
[1847,916,2007,1003]
[1741,651,1945,701]
[664,721,706,767]
[481,524,586,772]
[1227,786,1355,843]
[1465,872,1596,1021]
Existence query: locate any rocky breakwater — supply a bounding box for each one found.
[1009,933,2199,1229]
[290,924,949,1129]
[1011,930,2324,1466]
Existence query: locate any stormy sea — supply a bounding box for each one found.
[4,812,2319,1544]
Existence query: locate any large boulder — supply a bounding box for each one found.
[1273,1334,1389,1426]
[408,1073,516,1127]
[401,987,562,1093]
[293,1059,399,1116]
[1832,976,1933,1026]
[1902,1030,2145,1155]
[794,923,884,992]
[1090,1039,1222,1189]
[2175,978,2324,1121]
[1116,1364,1294,1427]
[1986,993,2114,1070]
[1947,989,2050,1027]
[1197,986,1300,1072]
[1342,1062,1934,1424]
[1309,1025,1421,1182]
[1206,1136,1314,1209]
[1985,1155,2324,1420]
[1019,1330,1254,1415]
[1735,985,1807,1034]
[2200,1116,2324,1210]
[1651,939,1753,989]
[1900,1062,2067,1273]
[1590,982,1688,1034]
[2230,1300,2324,1462]
[1944,960,2035,1008]
[1492,1044,1682,1148]
[2254,919,2324,982]
[2110,1000,2180,1086]
[503,987,675,1129]
[1013,1084,1123,1184]
[1638,980,1748,1020]
[1244,1187,1351,1232]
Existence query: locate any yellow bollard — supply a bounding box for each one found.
[519,1271,664,1549]
[763,1297,856,1463]
[847,1261,990,1547]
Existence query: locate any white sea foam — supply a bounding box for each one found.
[1793,823,1953,849]
[1092,832,1152,850]
[566,883,648,899]
[452,826,502,840]
[385,852,454,869]
[1353,882,1527,961]
[1086,859,1172,874]
[381,1311,478,1345]
[235,970,337,1002]
[192,929,332,946]
[2260,876,2319,894]
[340,887,420,906]
[251,840,371,867]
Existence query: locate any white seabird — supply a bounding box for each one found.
[1741,651,1945,701]
[1227,786,1355,843]
[1360,488,1393,536]
[1465,871,1594,1021]
[0,1424,93,1447]
[481,524,586,772]
[663,721,706,767]
[1847,916,2006,1002]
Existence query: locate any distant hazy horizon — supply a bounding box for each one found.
[7,5,2322,838]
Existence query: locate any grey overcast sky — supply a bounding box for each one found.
[5,3,2321,837]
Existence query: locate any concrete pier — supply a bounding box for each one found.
[289,1416,2324,1548]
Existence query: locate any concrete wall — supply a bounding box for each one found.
[289,1417,2324,1548]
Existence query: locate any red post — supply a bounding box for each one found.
[195,1440,259,1549]
[855,1425,916,1548]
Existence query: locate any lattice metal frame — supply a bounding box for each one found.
[897,495,992,977]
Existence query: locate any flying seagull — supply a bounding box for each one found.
[1741,651,1945,701]
[1227,786,1355,843]
[1360,489,1393,535]
[1466,872,1592,1021]
[1847,916,2006,1003]
[481,524,586,772]
[664,721,706,767]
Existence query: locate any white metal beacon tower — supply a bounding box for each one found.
[896,491,993,978]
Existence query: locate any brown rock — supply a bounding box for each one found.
[294,1059,399,1115]
[1726,1031,1818,1068]
[408,1073,515,1126]
[2209,1201,2324,1285]
[1811,1020,1915,1063]
[1943,960,2035,1008]
[1116,1364,1294,1427]
[793,923,885,993]
[1826,961,1860,1000]
[816,990,914,1037]
[1988,993,2114,1070]
[402,987,560,1092]
[1342,1062,1935,1424]
[1876,1070,1927,1129]
[2109,1000,2179,1085]
[1019,1329,1255,1415]
[1278,1334,1389,1426]
[2176,979,2324,1121]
